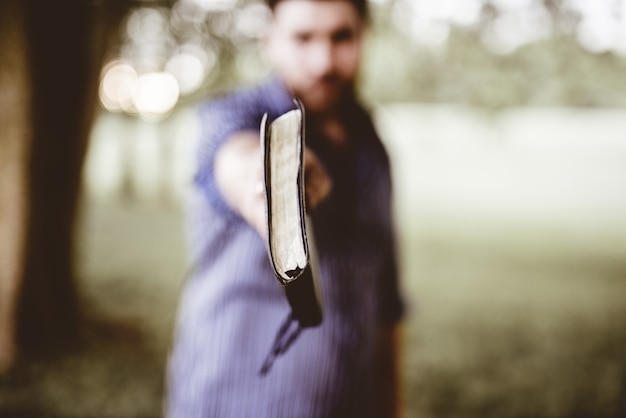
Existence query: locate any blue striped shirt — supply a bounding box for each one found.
[166,77,403,417]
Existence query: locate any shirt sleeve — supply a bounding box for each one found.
[372,139,405,325]
[378,239,405,325]
[194,92,264,220]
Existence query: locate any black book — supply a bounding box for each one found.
[260,101,323,327]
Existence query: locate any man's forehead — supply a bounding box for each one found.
[271,0,362,32]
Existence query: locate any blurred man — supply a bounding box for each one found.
[166,0,404,416]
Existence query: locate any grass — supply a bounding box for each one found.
[4,103,626,416]
[398,217,626,418]
[1,198,185,418]
[1,193,625,417]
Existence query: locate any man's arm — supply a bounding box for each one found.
[213,131,332,236]
[214,131,266,235]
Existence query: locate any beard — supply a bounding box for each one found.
[295,73,355,115]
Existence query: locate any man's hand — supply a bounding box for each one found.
[304,148,332,211]
[214,132,331,237]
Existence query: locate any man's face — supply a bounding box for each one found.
[266,0,364,114]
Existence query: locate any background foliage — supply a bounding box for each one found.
[98,0,626,116]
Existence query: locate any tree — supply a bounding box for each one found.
[0,0,128,371]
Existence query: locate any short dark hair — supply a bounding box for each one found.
[265,0,368,19]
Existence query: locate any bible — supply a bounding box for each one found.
[260,101,323,328]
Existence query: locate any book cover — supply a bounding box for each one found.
[260,102,323,327]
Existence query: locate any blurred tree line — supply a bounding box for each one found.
[1,0,625,372]
[170,0,626,110]
[362,1,626,109]
[98,0,626,116]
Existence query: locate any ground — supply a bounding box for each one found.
[1,105,625,417]
[1,196,624,417]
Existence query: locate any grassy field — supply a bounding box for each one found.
[3,198,624,417]
[398,218,626,418]
[0,199,186,418]
[381,105,626,418]
[1,106,625,417]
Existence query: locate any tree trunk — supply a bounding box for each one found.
[0,0,31,371]
[0,0,128,370]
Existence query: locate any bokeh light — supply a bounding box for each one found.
[166,43,216,95]
[573,0,626,54]
[481,6,552,54]
[99,61,138,113]
[233,3,271,41]
[125,7,170,43]
[187,0,237,12]
[132,72,180,119]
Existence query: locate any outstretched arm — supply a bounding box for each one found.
[214,131,266,235]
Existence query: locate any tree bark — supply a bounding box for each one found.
[0,0,32,371]
[0,0,128,370]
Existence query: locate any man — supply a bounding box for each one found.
[166,0,404,416]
